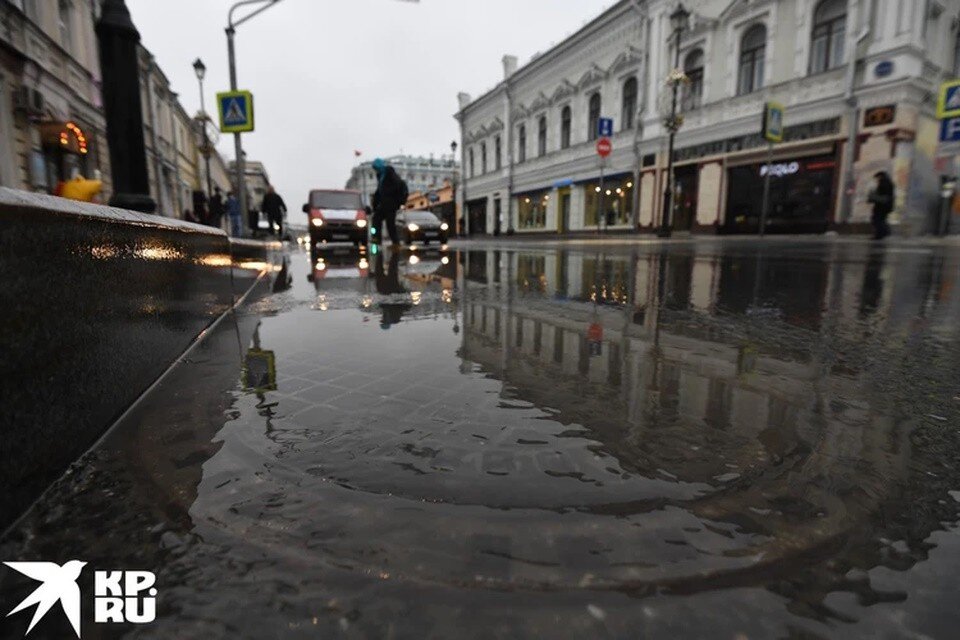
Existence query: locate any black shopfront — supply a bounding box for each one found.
[723,149,839,234]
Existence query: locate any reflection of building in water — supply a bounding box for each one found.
[455,246,960,560]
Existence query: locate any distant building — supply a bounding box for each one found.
[0,0,112,195]
[346,154,458,203]
[406,181,455,226]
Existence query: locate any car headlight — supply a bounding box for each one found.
[356,219,367,228]
[407,223,420,232]
[440,222,449,231]
[311,218,323,227]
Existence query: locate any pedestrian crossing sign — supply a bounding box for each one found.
[217,90,255,133]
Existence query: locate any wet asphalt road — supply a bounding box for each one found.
[2,239,960,639]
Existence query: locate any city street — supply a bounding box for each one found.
[2,238,959,639]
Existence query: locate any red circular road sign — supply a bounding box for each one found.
[596,137,612,157]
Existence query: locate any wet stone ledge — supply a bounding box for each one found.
[0,188,279,530]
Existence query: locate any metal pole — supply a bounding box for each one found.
[360,164,367,207]
[598,162,605,234]
[226,26,247,226]
[199,76,212,197]
[658,27,682,238]
[759,141,773,237]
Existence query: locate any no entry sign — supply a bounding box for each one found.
[596,137,612,158]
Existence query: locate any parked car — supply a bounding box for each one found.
[302,189,368,246]
[397,210,449,245]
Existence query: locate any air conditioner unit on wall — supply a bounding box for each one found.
[12,87,44,117]
[12,86,29,112]
[29,88,44,114]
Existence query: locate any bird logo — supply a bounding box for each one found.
[4,561,87,638]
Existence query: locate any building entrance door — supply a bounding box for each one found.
[558,188,571,233]
[467,199,487,235]
[673,165,699,232]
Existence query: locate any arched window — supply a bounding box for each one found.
[621,77,638,130]
[58,0,73,52]
[560,106,572,149]
[495,135,502,170]
[587,92,601,141]
[481,142,487,174]
[537,116,547,157]
[682,49,704,111]
[738,24,766,95]
[518,124,526,163]
[810,0,846,74]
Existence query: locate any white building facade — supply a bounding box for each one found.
[457,0,960,236]
[346,154,458,204]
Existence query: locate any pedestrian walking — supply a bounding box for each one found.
[192,190,208,227]
[868,171,895,240]
[261,185,287,239]
[208,187,225,229]
[371,158,409,248]
[226,191,243,238]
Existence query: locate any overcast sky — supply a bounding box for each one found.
[126,0,616,205]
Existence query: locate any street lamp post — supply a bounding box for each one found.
[658,3,690,239]
[450,140,459,236]
[226,0,284,228]
[192,58,213,198]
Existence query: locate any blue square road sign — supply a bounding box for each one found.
[217,90,255,134]
[597,117,613,138]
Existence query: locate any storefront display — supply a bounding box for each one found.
[724,152,838,233]
[517,191,548,229]
[584,175,634,228]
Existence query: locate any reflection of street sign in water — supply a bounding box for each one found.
[243,349,276,392]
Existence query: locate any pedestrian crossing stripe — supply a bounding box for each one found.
[937,80,960,119]
[216,90,255,133]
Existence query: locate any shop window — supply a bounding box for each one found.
[621,77,637,130]
[560,105,572,149]
[683,49,704,111]
[809,0,846,74]
[518,124,527,163]
[584,177,634,228]
[517,192,548,229]
[587,92,601,141]
[737,24,766,95]
[481,142,487,174]
[495,135,502,170]
[537,116,547,157]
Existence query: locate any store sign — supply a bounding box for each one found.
[863,105,896,128]
[759,162,800,178]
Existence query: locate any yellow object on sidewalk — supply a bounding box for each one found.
[59,177,103,203]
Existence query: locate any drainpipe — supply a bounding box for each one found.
[505,82,515,235]
[631,0,649,232]
[840,0,870,224]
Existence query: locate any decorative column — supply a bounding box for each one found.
[96,0,156,213]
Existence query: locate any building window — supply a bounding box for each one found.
[469,148,475,177]
[737,24,767,95]
[810,0,846,74]
[481,142,487,174]
[621,78,637,130]
[585,177,634,228]
[587,92,601,141]
[495,135,502,170]
[682,49,704,111]
[58,0,73,52]
[560,106,571,149]
[22,0,39,22]
[518,124,526,163]
[517,191,548,229]
[537,116,547,157]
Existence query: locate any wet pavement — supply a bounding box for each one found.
[2,239,960,639]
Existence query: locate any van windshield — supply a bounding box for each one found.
[310,191,361,210]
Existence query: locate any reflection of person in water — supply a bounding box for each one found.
[374,250,412,329]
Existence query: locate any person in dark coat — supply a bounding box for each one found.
[261,185,287,239]
[868,171,895,240]
[371,158,408,247]
[208,187,225,229]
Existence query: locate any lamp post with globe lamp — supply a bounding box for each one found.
[658,3,690,238]
[192,58,213,198]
